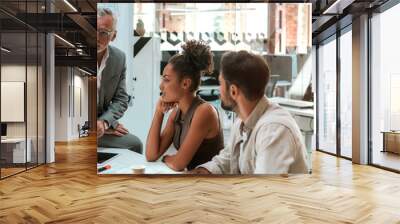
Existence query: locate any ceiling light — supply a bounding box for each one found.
[54,34,75,48]
[63,0,78,12]
[1,47,11,53]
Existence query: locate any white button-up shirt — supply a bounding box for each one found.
[97,47,110,102]
[199,96,309,174]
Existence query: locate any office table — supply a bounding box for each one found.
[1,138,32,164]
[97,147,182,174]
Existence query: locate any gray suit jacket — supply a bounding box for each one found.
[97,45,129,129]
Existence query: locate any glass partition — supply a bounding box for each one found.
[0,0,46,179]
[1,30,28,177]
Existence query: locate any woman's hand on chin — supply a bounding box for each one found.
[156,97,177,114]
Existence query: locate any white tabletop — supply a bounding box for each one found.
[1,138,28,143]
[97,147,182,174]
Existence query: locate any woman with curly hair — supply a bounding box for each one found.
[145,40,224,171]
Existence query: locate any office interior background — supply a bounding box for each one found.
[0,0,399,222]
[0,0,96,179]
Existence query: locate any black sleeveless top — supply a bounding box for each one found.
[173,96,224,170]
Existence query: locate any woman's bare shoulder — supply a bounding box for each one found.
[194,102,218,121]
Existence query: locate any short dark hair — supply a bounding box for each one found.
[220,51,270,101]
[168,40,213,92]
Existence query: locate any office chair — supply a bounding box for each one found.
[78,121,90,138]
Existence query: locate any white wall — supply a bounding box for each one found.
[119,38,160,144]
[55,67,68,141]
[72,73,89,138]
[54,67,89,141]
[1,65,26,136]
[1,65,36,137]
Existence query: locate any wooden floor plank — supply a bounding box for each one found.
[0,135,399,223]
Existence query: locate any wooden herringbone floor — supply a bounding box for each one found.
[0,136,400,224]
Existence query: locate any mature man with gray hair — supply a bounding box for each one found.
[97,8,142,153]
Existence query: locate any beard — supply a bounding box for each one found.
[220,94,237,112]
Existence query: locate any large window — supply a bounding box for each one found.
[370,3,400,171]
[316,25,353,159]
[317,35,337,155]
[339,27,352,158]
